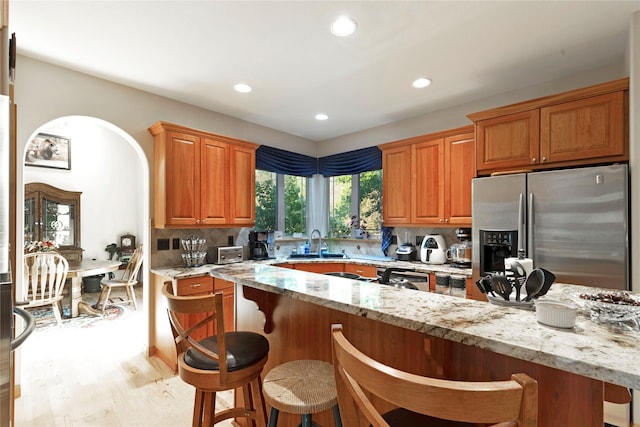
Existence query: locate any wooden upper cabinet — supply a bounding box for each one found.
[412,138,444,224]
[381,144,412,225]
[164,131,200,226]
[475,110,539,171]
[201,138,229,225]
[381,125,474,227]
[445,131,475,225]
[469,78,628,175]
[149,121,258,228]
[229,145,256,225]
[540,91,624,164]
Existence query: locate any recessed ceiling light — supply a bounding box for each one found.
[315,113,329,121]
[233,83,252,93]
[331,16,357,37]
[412,78,432,89]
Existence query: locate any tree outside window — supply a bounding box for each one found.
[255,171,307,235]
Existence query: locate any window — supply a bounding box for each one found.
[255,170,307,235]
[328,170,382,238]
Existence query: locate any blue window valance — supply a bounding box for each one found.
[256,145,382,177]
[318,146,382,177]
[256,145,318,177]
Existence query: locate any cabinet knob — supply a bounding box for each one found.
[532,157,537,163]
[445,218,449,223]
[542,156,547,162]
[439,218,444,223]
[190,283,202,288]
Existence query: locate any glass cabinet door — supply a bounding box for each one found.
[24,197,36,243]
[42,198,76,247]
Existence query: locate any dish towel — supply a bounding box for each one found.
[381,226,393,256]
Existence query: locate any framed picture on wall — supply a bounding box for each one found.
[25,132,71,170]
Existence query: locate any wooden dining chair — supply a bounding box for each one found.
[330,324,538,427]
[23,252,69,327]
[95,244,143,315]
[162,281,269,427]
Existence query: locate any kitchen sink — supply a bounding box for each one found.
[288,253,348,259]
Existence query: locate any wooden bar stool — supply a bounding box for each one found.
[263,359,342,427]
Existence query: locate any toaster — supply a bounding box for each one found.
[208,246,244,265]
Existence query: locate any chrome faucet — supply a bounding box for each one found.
[310,229,322,256]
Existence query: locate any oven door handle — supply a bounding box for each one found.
[380,267,415,284]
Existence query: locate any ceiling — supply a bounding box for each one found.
[9,1,640,142]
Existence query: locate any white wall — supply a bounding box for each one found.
[24,119,142,260]
[317,63,628,156]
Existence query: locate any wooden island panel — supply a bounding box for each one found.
[237,285,604,427]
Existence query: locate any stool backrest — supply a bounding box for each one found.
[162,281,228,377]
[330,324,538,427]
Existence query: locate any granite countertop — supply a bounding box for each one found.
[207,262,640,390]
[150,256,472,279]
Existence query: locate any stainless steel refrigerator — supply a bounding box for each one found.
[472,164,629,291]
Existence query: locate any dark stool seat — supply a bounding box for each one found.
[263,359,342,427]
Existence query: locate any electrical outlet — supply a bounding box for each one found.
[157,238,170,251]
[228,235,234,246]
[416,235,424,246]
[391,235,397,245]
[172,238,180,250]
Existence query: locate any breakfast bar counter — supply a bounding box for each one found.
[207,262,638,427]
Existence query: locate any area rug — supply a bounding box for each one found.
[26,304,125,331]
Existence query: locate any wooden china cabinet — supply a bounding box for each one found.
[24,182,83,261]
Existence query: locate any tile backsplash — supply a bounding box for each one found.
[151,226,463,268]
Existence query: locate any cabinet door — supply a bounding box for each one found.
[214,278,235,332]
[445,132,475,226]
[229,145,256,225]
[540,91,624,164]
[201,138,229,225]
[476,110,540,172]
[382,145,412,225]
[412,138,444,224]
[165,131,200,225]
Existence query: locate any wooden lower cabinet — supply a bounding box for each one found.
[344,263,377,279]
[150,273,235,372]
[291,263,344,274]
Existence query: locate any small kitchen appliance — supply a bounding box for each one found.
[395,243,417,261]
[249,230,274,260]
[447,227,472,268]
[420,234,446,265]
[208,246,244,265]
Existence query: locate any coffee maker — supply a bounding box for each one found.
[447,228,472,268]
[249,230,274,260]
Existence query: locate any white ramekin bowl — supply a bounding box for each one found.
[535,299,577,329]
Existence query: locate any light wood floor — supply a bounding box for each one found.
[14,287,236,426]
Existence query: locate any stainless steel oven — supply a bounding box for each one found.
[377,267,430,291]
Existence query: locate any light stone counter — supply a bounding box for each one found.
[150,256,472,279]
[208,262,639,390]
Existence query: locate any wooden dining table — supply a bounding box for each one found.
[66,259,121,317]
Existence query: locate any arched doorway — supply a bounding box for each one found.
[19,115,150,345]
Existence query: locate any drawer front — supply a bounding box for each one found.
[176,276,214,296]
[344,264,377,278]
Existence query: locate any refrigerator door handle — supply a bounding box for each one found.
[518,193,526,252]
[528,193,534,257]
